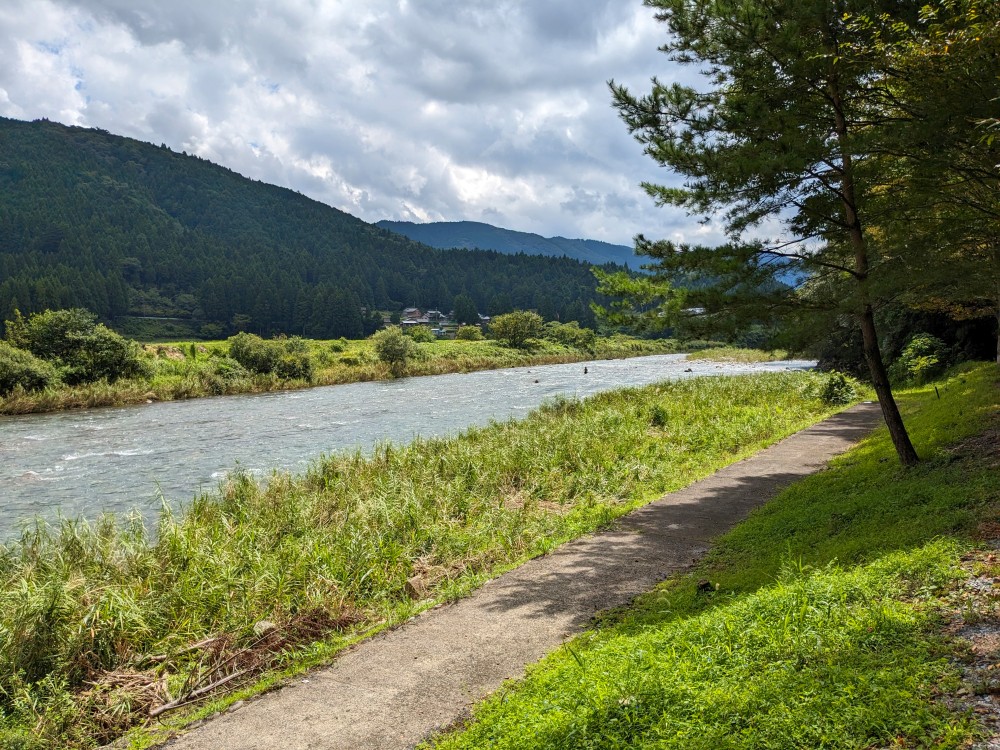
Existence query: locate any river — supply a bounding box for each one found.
[0,354,815,537]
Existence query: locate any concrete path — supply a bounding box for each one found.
[164,403,883,750]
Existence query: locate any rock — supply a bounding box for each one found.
[253,619,278,637]
[405,575,428,600]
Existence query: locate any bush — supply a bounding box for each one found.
[889,333,949,385]
[4,309,151,385]
[455,326,484,341]
[819,372,859,405]
[370,326,416,376]
[276,352,314,381]
[227,333,314,381]
[228,333,282,374]
[5,308,94,361]
[0,341,60,395]
[489,311,543,348]
[71,325,152,383]
[195,357,250,394]
[403,325,435,343]
[541,320,596,350]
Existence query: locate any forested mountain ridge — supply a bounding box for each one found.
[0,117,608,337]
[377,220,642,269]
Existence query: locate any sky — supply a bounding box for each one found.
[0,0,723,247]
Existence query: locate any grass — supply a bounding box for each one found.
[0,370,851,749]
[685,347,790,363]
[425,362,1000,750]
[0,335,680,415]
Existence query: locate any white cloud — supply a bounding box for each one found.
[0,0,721,247]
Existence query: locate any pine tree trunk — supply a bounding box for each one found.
[830,77,920,466]
[858,304,920,466]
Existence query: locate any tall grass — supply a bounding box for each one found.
[427,363,999,750]
[0,371,845,748]
[685,346,789,363]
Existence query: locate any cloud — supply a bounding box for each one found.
[0,0,722,246]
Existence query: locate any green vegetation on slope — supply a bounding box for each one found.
[0,117,613,336]
[427,363,1000,750]
[0,370,849,748]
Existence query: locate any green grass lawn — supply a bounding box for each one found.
[426,363,1000,750]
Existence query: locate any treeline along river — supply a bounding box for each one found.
[0,354,814,537]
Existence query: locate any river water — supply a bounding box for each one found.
[0,354,814,537]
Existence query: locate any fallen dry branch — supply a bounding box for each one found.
[148,607,362,718]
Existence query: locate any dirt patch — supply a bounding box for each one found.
[946,422,999,470]
[405,556,477,600]
[943,549,1000,749]
[144,345,187,360]
[502,488,571,515]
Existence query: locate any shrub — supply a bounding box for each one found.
[228,333,282,374]
[283,336,309,355]
[0,341,60,395]
[209,357,248,380]
[889,334,949,385]
[455,326,484,341]
[196,357,250,394]
[819,372,859,405]
[227,333,314,381]
[5,308,94,361]
[403,325,435,343]
[276,352,313,381]
[489,311,543,348]
[4,309,151,385]
[541,320,596,350]
[71,325,153,383]
[370,326,416,376]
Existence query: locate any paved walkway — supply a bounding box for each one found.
[164,403,883,750]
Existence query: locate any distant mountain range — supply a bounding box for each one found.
[377,220,644,270]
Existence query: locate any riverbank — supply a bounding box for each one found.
[685,346,789,363]
[427,362,1000,749]
[0,370,850,749]
[0,335,679,416]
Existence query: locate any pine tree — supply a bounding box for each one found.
[604,0,992,465]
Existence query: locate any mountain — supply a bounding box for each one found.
[0,118,611,337]
[376,220,643,270]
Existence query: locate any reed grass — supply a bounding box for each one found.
[685,347,790,363]
[426,363,1000,750]
[0,370,845,748]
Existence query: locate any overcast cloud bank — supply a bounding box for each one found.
[0,0,725,246]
